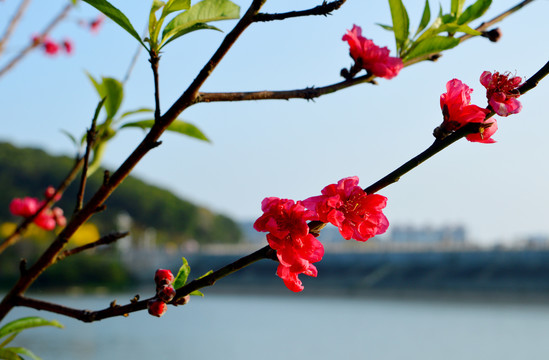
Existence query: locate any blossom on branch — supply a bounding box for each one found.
[9,187,66,231]
[480,71,522,117]
[254,197,324,292]
[342,25,402,79]
[303,177,389,242]
[438,79,493,143]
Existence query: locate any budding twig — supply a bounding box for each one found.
[56,232,130,261]
[253,0,346,22]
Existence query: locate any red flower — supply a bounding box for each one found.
[90,15,105,33]
[9,197,41,218]
[154,269,174,286]
[62,38,74,55]
[42,37,59,56]
[147,300,167,317]
[254,197,324,292]
[480,71,522,117]
[342,25,402,79]
[439,79,493,143]
[303,177,389,242]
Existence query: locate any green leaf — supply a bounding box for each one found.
[121,119,210,142]
[388,0,410,55]
[101,77,124,119]
[375,23,393,31]
[163,0,191,16]
[161,0,240,46]
[160,23,221,49]
[173,257,191,289]
[0,333,18,348]
[190,290,204,297]
[59,129,79,148]
[414,0,430,38]
[0,348,22,360]
[197,270,213,279]
[458,0,492,25]
[149,0,166,46]
[450,0,465,17]
[119,108,154,120]
[437,23,482,36]
[81,0,145,47]
[0,317,63,339]
[402,36,460,61]
[4,347,41,360]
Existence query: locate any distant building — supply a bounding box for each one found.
[389,225,466,244]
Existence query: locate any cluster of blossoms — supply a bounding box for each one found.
[437,71,523,143]
[342,25,403,79]
[254,176,388,292]
[31,35,73,56]
[147,269,189,317]
[9,186,66,231]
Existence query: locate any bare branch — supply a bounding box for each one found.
[57,232,130,261]
[0,0,32,55]
[253,0,346,22]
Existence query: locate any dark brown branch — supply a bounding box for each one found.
[0,3,72,79]
[0,0,32,55]
[518,59,549,95]
[57,232,129,261]
[195,74,376,103]
[150,52,161,122]
[75,99,104,212]
[253,0,346,22]
[0,156,84,255]
[0,0,268,323]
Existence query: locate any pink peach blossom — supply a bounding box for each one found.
[342,25,402,79]
[480,71,522,116]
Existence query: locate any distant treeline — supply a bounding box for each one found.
[0,141,242,245]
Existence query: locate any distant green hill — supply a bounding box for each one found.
[0,141,242,244]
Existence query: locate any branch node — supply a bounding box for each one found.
[103,170,110,185]
[19,258,27,275]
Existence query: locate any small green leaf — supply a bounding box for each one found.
[414,0,431,38]
[149,0,166,46]
[458,0,492,25]
[119,108,154,120]
[197,270,213,279]
[403,36,460,61]
[375,23,394,31]
[161,23,221,49]
[81,0,145,47]
[163,0,191,16]
[450,0,465,17]
[438,23,482,36]
[388,0,410,55]
[0,348,22,360]
[173,257,191,289]
[4,347,41,360]
[0,317,63,339]
[190,290,204,297]
[121,119,210,142]
[101,77,124,119]
[0,333,18,348]
[59,129,79,148]
[161,0,240,46]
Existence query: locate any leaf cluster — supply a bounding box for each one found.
[0,317,63,360]
[81,0,240,53]
[382,0,492,62]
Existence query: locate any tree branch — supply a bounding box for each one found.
[0,3,72,79]
[0,0,32,56]
[253,0,346,22]
[195,74,375,103]
[56,232,129,261]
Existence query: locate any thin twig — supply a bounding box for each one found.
[57,232,130,261]
[518,59,549,95]
[195,74,376,103]
[150,52,161,122]
[0,3,72,79]
[0,0,268,323]
[0,0,32,56]
[75,99,105,212]
[253,0,346,22]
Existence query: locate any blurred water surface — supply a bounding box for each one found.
[3,292,549,360]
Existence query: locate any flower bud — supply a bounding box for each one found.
[173,295,191,306]
[157,285,176,303]
[154,269,174,286]
[147,299,167,317]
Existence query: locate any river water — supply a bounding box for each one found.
[3,292,549,360]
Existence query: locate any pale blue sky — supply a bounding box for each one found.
[1,0,548,244]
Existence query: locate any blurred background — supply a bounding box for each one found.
[1,1,549,359]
